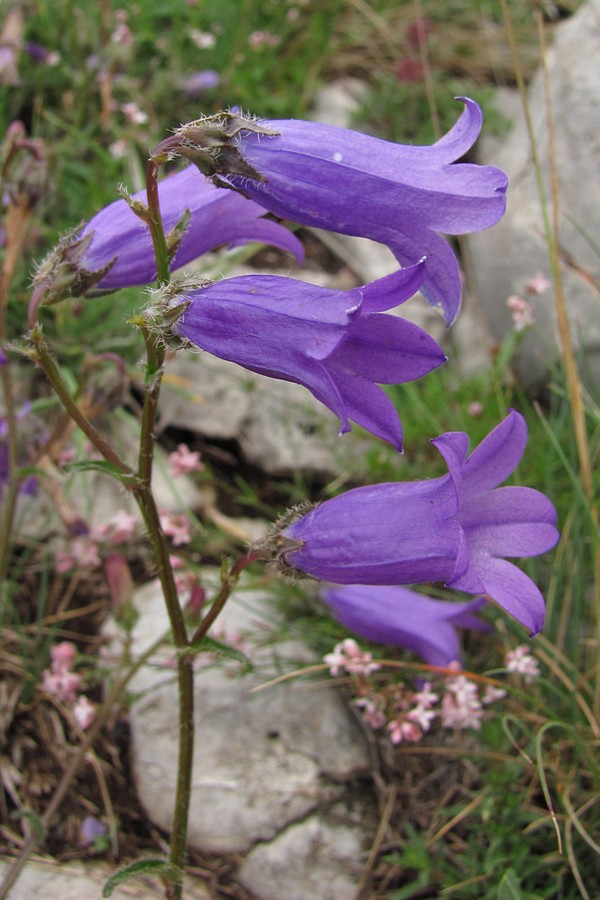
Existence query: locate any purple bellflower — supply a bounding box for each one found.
[79,164,303,291]
[173,260,446,449]
[34,165,303,301]
[278,411,558,634]
[323,585,489,667]
[175,99,508,323]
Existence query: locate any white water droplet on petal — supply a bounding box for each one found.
[333,152,343,162]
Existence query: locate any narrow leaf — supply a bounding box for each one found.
[102,858,181,897]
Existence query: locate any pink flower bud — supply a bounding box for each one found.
[50,641,76,674]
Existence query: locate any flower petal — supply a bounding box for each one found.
[360,261,427,312]
[460,486,559,557]
[326,372,404,450]
[455,556,547,634]
[460,409,528,495]
[387,226,464,323]
[322,584,489,666]
[332,312,447,383]
[284,478,460,585]
[432,430,470,491]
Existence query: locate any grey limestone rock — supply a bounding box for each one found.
[467,0,600,390]
[116,575,375,894]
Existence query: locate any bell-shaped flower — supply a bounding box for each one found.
[81,164,303,290]
[175,98,507,323]
[34,165,303,301]
[322,585,489,667]
[278,411,558,633]
[173,261,446,450]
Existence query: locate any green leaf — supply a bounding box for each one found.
[496,869,523,900]
[63,459,137,485]
[102,858,181,897]
[189,633,251,666]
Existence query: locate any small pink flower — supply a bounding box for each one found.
[506,294,535,331]
[55,538,101,572]
[468,401,484,417]
[189,29,216,49]
[441,673,483,730]
[505,644,541,683]
[121,102,148,125]
[106,509,137,543]
[111,13,133,46]
[160,511,192,546]
[354,697,387,730]
[109,139,128,159]
[446,674,478,704]
[525,272,551,295]
[50,641,76,674]
[413,682,439,708]
[72,695,96,729]
[482,684,507,705]
[323,638,380,677]
[388,718,422,744]
[440,691,483,730]
[324,643,348,676]
[407,703,437,732]
[169,443,204,477]
[43,670,82,704]
[57,446,77,466]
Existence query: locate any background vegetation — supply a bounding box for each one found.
[1,0,597,898]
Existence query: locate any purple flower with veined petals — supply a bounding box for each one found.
[173,261,446,449]
[323,585,489,667]
[280,411,558,633]
[34,166,303,302]
[176,98,507,323]
[79,165,303,291]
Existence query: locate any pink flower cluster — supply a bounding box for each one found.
[55,509,138,573]
[506,294,535,332]
[42,641,96,729]
[505,644,541,683]
[506,270,551,332]
[323,641,545,745]
[324,638,381,677]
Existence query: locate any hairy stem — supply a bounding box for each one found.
[142,153,193,900]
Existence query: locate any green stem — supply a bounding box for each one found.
[0,362,20,588]
[27,326,134,482]
[32,318,193,898]
[142,154,193,900]
[145,156,171,286]
[190,549,266,646]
